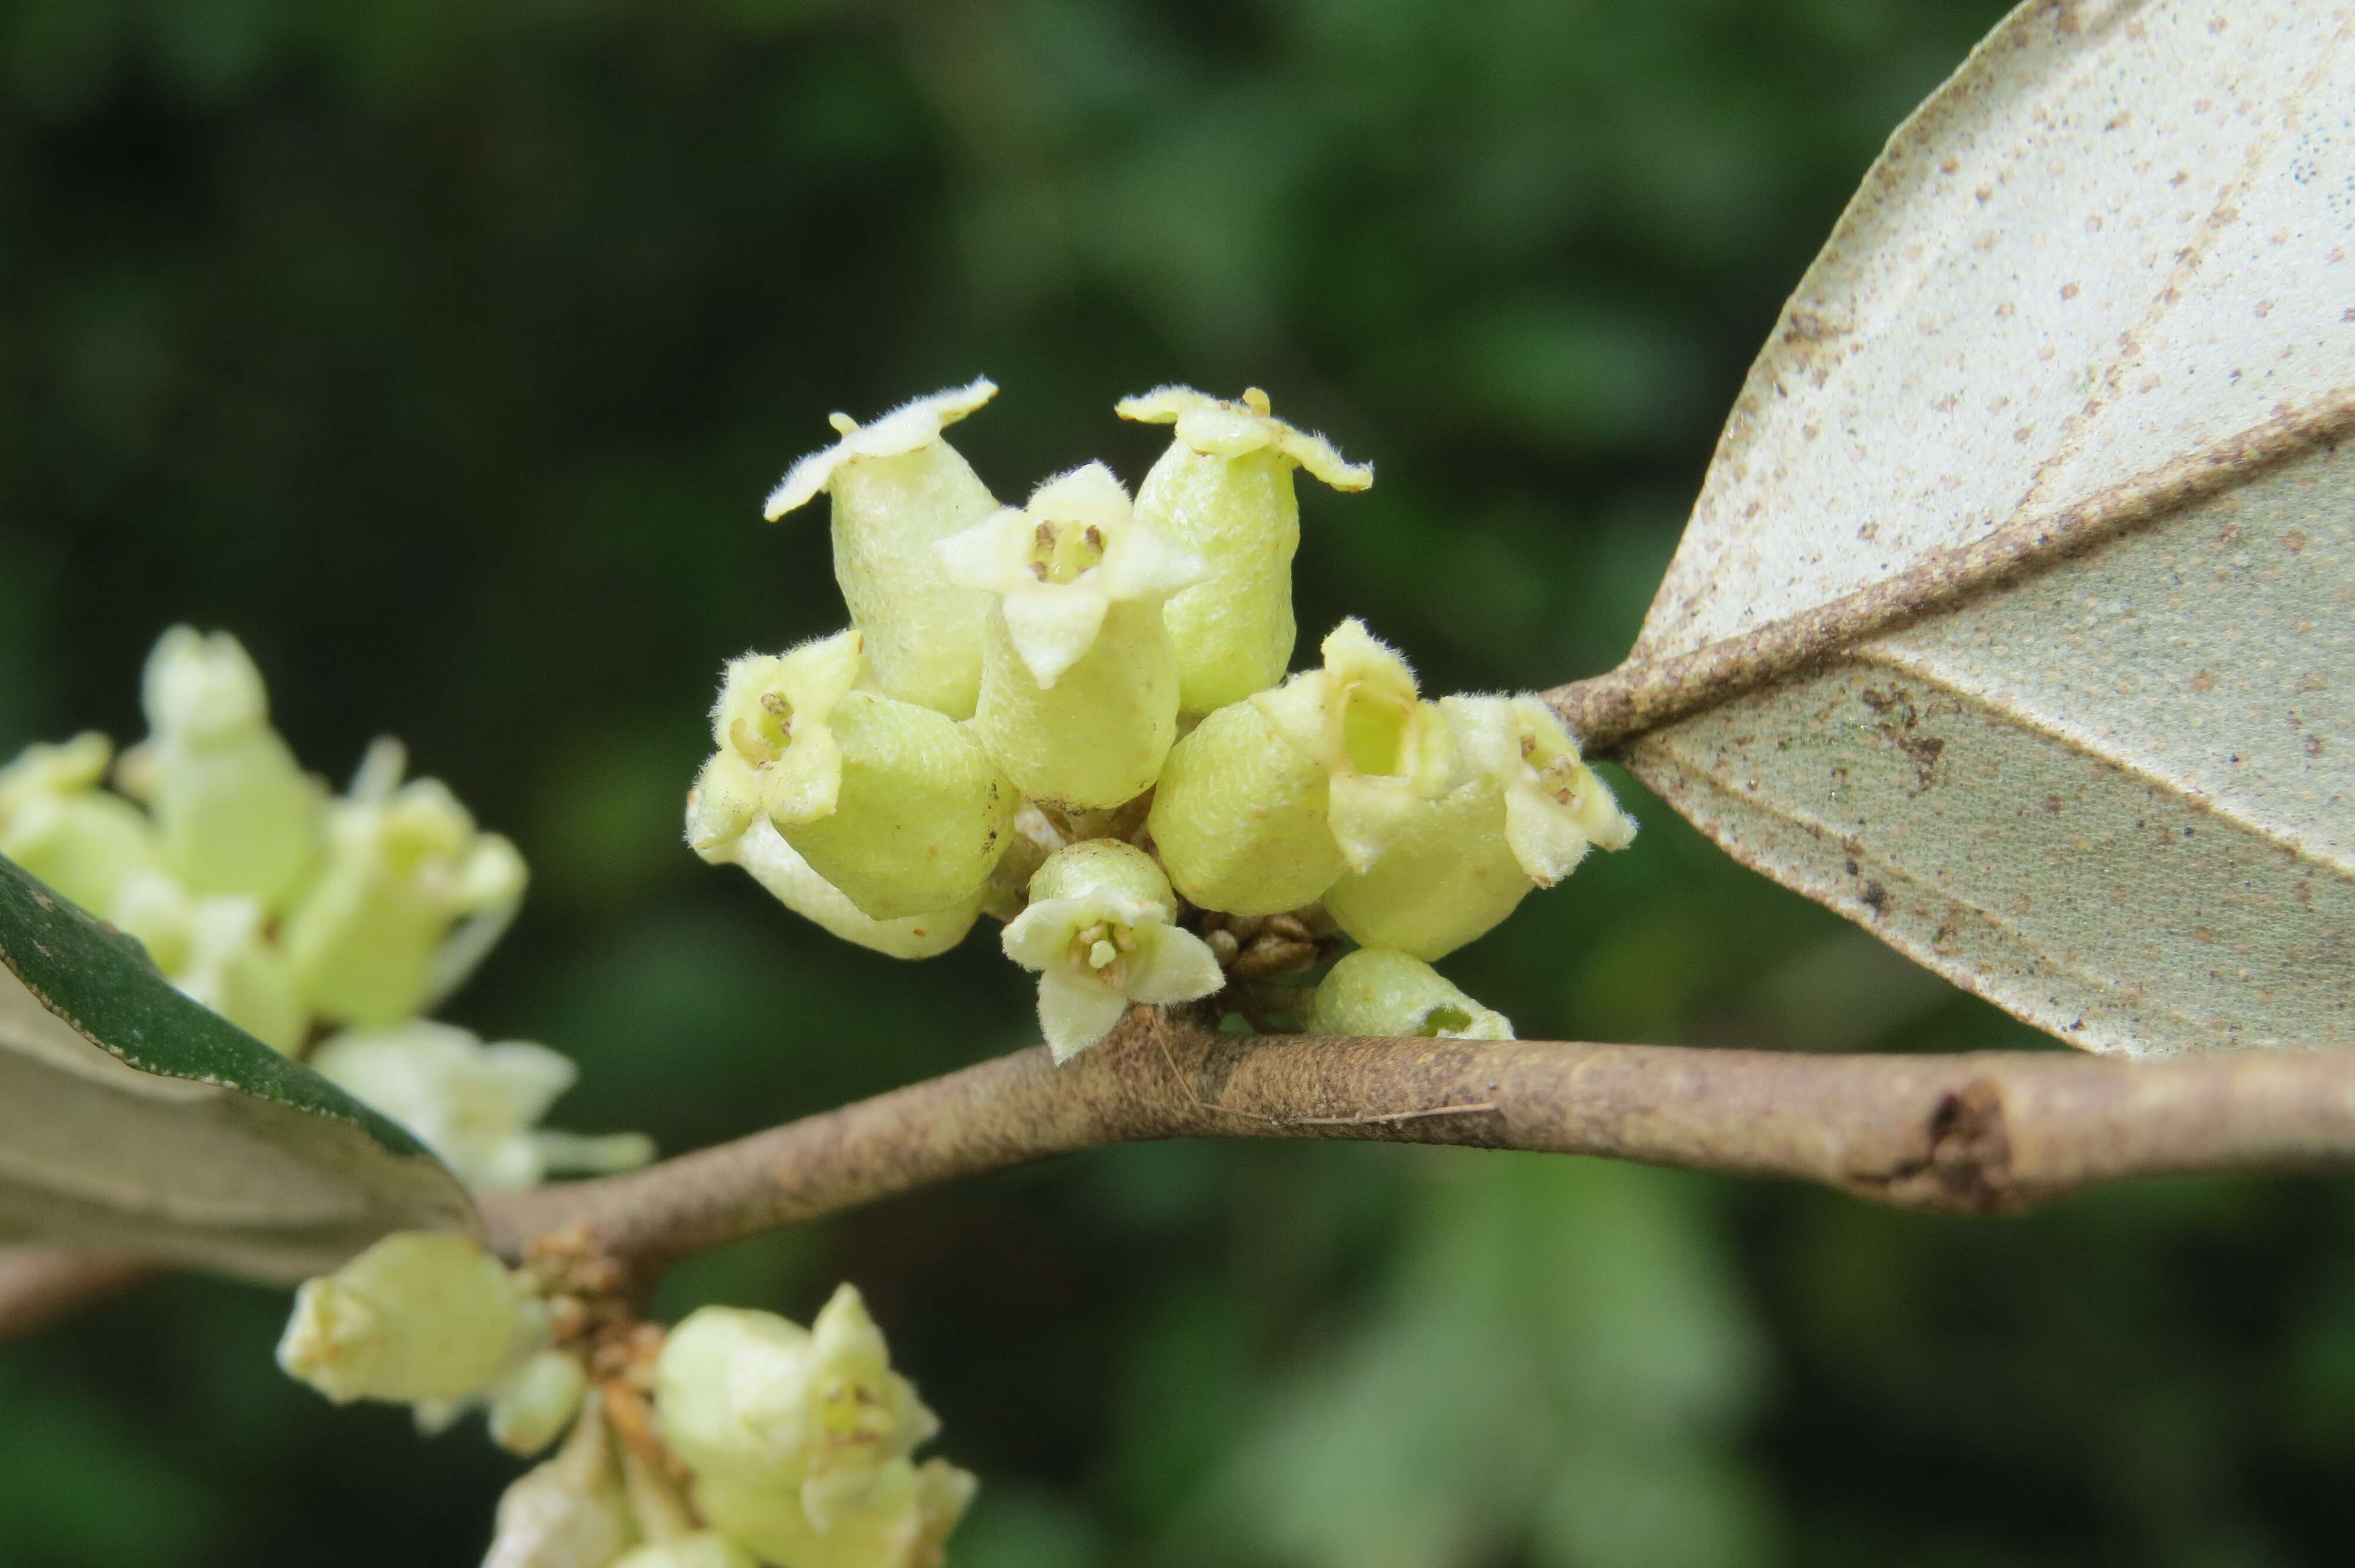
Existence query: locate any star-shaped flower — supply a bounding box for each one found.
[936,463,1205,689]
[1443,694,1637,884]
[999,840,1225,1061]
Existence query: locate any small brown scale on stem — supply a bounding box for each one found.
[523,1226,694,1488]
[1193,906,1339,986]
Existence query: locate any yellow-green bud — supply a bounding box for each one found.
[690,632,1016,922]
[489,1350,591,1457]
[1309,949,1514,1039]
[1147,619,1447,915]
[281,772,528,1026]
[277,1231,530,1406]
[694,1457,974,1568]
[1118,386,1371,716]
[130,626,319,909]
[612,1533,759,1568]
[1323,695,1634,959]
[1001,840,1224,1062]
[940,463,1205,810]
[690,811,980,960]
[484,1409,639,1568]
[0,733,160,916]
[311,1021,651,1192]
[765,380,1000,719]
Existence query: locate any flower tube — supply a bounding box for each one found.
[1119,385,1371,715]
[1147,618,1449,916]
[687,630,1014,922]
[765,380,1000,718]
[940,463,1205,810]
[1322,695,1636,959]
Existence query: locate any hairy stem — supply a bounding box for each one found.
[479,1011,2355,1272]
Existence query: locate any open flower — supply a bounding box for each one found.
[764,379,1000,719]
[122,626,320,911]
[280,759,528,1026]
[1119,385,1372,715]
[1000,840,1223,1062]
[277,1231,538,1407]
[940,464,1205,810]
[691,629,1014,922]
[937,461,1203,687]
[1151,618,1450,915]
[0,732,160,917]
[1324,695,1636,959]
[310,1019,653,1192]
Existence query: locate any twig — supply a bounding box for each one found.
[480,1013,2355,1271]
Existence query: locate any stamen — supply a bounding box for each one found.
[827,412,858,435]
[1242,387,1272,417]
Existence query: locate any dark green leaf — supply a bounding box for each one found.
[0,852,479,1284]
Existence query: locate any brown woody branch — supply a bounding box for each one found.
[479,1011,2355,1274]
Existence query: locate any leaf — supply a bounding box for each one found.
[1621,1,2355,1058]
[0,853,479,1284]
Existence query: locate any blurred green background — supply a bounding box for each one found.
[4,0,2353,1563]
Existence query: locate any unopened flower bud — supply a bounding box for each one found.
[694,1456,974,1568]
[490,1350,591,1457]
[1309,948,1514,1039]
[1118,386,1371,715]
[311,1021,651,1192]
[691,812,980,960]
[1323,696,1635,959]
[484,1408,639,1568]
[277,1231,531,1406]
[940,464,1205,810]
[1001,840,1224,1062]
[281,768,528,1026]
[132,627,319,909]
[689,631,1014,922]
[0,733,160,916]
[1149,619,1448,916]
[765,380,1000,719]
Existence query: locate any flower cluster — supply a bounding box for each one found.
[695,381,1637,1056]
[0,626,647,1191]
[278,1231,969,1568]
